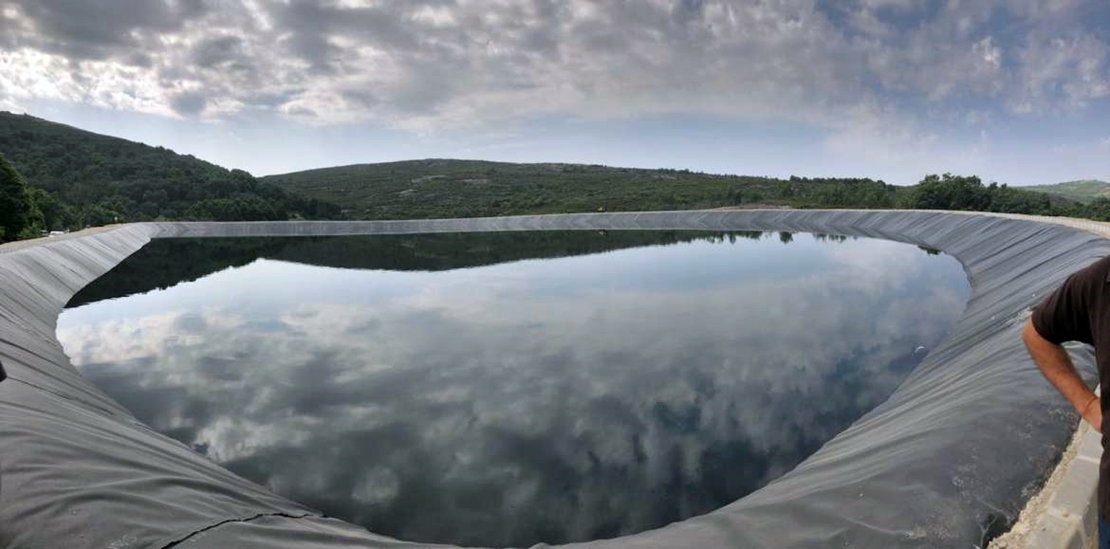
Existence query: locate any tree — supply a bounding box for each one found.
[1084,198,1110,221]
[905,174,991,211]
[0,152,38,242]
[28,187,73,231]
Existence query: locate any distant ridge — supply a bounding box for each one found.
[260,158,904,219]
[1024,180,1110,203]
[262,160,1085,222]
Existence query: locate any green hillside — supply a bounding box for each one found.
[261,159,906,220]
[0,112,340,230]
[261,160,1072,221]
[1024,180,1110,203]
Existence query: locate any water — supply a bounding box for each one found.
[58,231,970,547]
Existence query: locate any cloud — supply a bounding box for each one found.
[823,102,939,165]
[1011,32,1110,113]
[170,90,207,116]
[190,35,244,69]
[0,0,1107,134]
[9,0,205,59]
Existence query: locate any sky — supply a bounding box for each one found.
[0,0,1108,186]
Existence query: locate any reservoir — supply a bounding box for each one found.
[57,231,970,547]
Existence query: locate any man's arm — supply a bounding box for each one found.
[1023,317,1101,432]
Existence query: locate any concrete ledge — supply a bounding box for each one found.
[997,420,1101,549]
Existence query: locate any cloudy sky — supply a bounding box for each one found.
[1,0,1108,185]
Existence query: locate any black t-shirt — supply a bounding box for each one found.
[1031,255,1110,521]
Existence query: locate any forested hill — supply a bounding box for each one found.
[262,159,1077,221]
[260,160,897,219]
[0,112,340,229]
[1023,180,1110,203]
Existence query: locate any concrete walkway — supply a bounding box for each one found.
[0,225,120,254]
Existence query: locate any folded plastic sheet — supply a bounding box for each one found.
[0,210,1106,549]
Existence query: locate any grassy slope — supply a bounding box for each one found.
[261,159,828,219]
[1023,180,1110,203]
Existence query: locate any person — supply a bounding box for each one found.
[1023,256,1110,548]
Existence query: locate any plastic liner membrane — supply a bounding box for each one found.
[0,210,1105,549]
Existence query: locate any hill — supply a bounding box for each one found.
[261,159,904,219]
[1023,180,1110,203]
[262,160,1074,221]
[0,112,340,230]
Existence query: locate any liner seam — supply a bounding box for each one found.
[158,511,320,549]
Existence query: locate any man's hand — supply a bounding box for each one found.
[1081,394,1103,433]
[1023,318,1101,433]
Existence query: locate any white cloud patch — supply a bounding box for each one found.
[823,102,940,166]
[1011,32,1110,113]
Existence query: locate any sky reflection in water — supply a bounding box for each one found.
[58,231,970,547]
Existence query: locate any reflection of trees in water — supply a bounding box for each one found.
[813,233,852,243]
[70,230,819,307]
[72,230,880,308]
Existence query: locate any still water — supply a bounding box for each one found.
[58,231,970,547]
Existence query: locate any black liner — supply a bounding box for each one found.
[0,210,1104,549]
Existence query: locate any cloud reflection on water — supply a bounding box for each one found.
[58,233,969,547]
